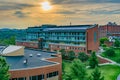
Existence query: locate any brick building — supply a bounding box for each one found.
[16,24,99,54]
[99,22,120,40]
[0,45,62,80]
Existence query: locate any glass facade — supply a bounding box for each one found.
[17,25,93,49]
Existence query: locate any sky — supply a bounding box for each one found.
[0,0,120,29]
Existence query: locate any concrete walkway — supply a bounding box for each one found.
[97,55,120,80]
[96,47,120,80]
[117,74,120,80]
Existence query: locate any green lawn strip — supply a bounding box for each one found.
[63,60,120,80]
[87,65,120,80]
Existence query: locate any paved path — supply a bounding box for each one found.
[96,47,120,80]
[117,74,120,80]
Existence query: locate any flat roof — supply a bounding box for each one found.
[43,25,93,32]
[5,49,57,70]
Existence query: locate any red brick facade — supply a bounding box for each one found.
[49,44,86,53]
[86,26,99,53]
[99,25,120,38]
[16,41,39,49]
[9,54,62,80]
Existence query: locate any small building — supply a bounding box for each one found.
[0,45,62,80]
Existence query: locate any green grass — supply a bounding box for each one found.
[63,60,120,80]
[101,48,120,63]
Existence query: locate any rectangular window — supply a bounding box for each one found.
[30,74,44,80]
[10,77,26,80]
[47,71,59,78]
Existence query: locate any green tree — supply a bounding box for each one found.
[60,49,66,59]
[78,52,89,62]
[89,52,98,68]
[114,39,120,47]
[1,36,15,45]
[63,73,72,80]
[62,62,65,74]
[104,47,115,57]
[0,56,10,80]
[68,50,75,60]
[71,59,87,80]
[90,67,104,80]
[100,37,109,46]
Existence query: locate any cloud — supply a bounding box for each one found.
[89,9,120,15]
[0,1,35,10]
[50,0,120,5]
[14,11,31,18]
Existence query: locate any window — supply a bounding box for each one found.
[30,74,44,80]
[47,71,59,78]
[10,77,26,80]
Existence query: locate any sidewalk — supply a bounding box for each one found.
[97,50,120,80]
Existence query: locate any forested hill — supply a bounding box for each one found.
[0,28,26,39]
[0,28,26,45]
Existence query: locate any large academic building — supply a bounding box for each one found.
[16,24,99,54]
[0,45,62,80]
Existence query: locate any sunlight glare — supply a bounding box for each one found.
[41,1,52,11]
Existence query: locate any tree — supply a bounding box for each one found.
[99,37,109,46]
[114,39,120,47]
[0,36,15,45]
[71,59,87,80]
[62,62,65,74]
[90,67,104,80]
[78,52,89,62]
[63,73,72,80]
[0,56,10,80]
[89,52,98,68]
[67,50,75,60]
[104,47,115,57]
[60,49,66,59]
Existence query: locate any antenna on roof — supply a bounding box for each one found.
[70,22,72,26]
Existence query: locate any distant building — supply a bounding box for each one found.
[16,24,99,54]
[0,45,62,80]
[99,22,120,40]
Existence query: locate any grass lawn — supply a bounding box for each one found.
[63,60,120,80]
[101,48,120,63]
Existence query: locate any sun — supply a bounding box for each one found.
[41,1,52,11]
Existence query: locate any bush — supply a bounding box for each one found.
[78,52,89,62]
[114,39,120,47]
[59,49,66,59]
[104,48,115,57]
[102,44,107,47]
[67,51,75,60]
[100,37,109,46]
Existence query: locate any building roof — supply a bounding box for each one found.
[43,25,94,32]
[1,45,23,55]
[1,47,57,70]
[26,25,95,32]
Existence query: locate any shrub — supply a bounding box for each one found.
[102,44,107,47]
[104,48,115,57]
[78,52,89,62]
[67,51,75,60]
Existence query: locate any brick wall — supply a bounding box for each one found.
[9,54,62,80]
[16,41,39,49]
[86,25,99,53]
